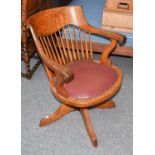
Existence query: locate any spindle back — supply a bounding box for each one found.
[27,6,94,66]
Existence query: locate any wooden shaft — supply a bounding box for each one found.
[89,32,93,60]
[51,35,62,65]
[67,26,77,61]
[55,32,66,64]
[84,30,89,60]
[79,28,85,60]
[46,36,58,63]
[73,26,81,60]
[42,36,53,59]
[39,37,50,57]
[63,28,73,62]
[58,30,69,63]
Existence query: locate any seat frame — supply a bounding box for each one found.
[27,6,126,147]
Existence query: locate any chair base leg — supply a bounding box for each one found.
[39,101,115,147]
[97,100,116,109]
[39,104,75,127]
[80,108,98,147]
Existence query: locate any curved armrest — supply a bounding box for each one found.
[82,24,126,46]
[42,57,74,83]
[43,58,74,98]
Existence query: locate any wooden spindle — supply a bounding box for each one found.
[67,26,77,61]
[58,30,69,63]
[79,28,85,60]
[51,35,62,65]
[89,32,93,60]
[46,36,58,63]
[42,36,54,60]
[39,37,50,58]
[73,26,80,60]
[84,31,89,60]
[55,32,66,65]
[63,28,73,62]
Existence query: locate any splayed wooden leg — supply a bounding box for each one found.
[97,100,116,109]
[80,108,98,147]
[40,104,75,127]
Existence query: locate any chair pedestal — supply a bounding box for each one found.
[39,100,116,147]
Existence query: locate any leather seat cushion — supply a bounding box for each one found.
[64,61,118,99]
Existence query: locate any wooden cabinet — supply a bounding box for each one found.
[102,0,133,32]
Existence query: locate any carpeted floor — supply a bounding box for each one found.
[21,54,133,155]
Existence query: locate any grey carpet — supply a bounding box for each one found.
[21,54,133,155]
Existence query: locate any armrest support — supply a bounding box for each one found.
[82,24,126,46]
[100,39,117,65]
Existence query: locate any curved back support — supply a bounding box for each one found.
[27,6,94,65]
[27,6,88,37]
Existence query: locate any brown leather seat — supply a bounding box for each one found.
[64,61,118,99]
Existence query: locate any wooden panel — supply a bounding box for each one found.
[105,0,133,12]
[102,8,133,32]
[102,0,133,32]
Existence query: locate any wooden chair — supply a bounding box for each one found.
[21,0,42,79]
[27,6,126,147]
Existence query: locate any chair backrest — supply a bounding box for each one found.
[27,6,94,66]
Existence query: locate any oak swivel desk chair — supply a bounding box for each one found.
[27,6,126,147]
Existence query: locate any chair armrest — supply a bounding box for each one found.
[45,59,74,98]
[82,24,126,46]
[81,24,126,65]
[39,50,74,98]
[42,57,74,83]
